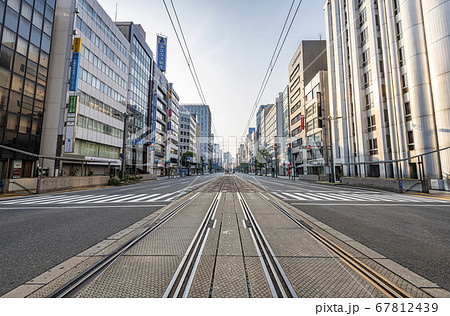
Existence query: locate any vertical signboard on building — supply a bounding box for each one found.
[157,35,167,72]
[69,38,82,92]
[64,96,79,153]
[151,91,157,150]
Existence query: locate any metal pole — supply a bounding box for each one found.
[328,117,335,183]
[121,114,128,179]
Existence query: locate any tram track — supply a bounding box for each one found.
[47,177,222,298]
[256,191,413,298]
[233,175,415,297]
[233,178,298,298]
[163,183,223,298]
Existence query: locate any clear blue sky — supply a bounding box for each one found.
[98,0,326,154]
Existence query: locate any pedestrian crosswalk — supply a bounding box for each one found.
[0,191,182,205]
[270,191,447,203]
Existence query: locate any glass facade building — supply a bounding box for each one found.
[116,22,153,174]
[181,104,211,161]
[0,0,56,179]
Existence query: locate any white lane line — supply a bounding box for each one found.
[110,194,148,203]
[91,194,134,203]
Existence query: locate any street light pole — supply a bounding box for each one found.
[121,114,128,179]
[327,116,335,183]
[115,112,139,180]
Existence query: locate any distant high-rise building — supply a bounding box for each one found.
[181,104,212,161]
[0,0,56,179]
[325,0,450,189]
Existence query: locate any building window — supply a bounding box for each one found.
[396,21,403,41]
[401,73,408,93]
[407,130,415,150]
[399,46,405,67]
[365,92,373,109]
[369,138,378,155]
[362,49,370,67]
[363,70,371,88]
[404,102,411,121]
[367,115,376,132]
[393,0,400,15]
[359,8,367,27]
[360,28,368,46]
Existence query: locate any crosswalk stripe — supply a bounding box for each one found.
[110,194,149,203]
[57,195,95,204]
[73,195,110,204]
[330,193,369,201]
[92,194,134,203]
[21,195,72,204]
[271,192,286,199]
[39,195,89,204]
[145,192,178,202]
[132,194,159,202]
[282,192,307,200]
[2,195,60,204]
[314,193,343,201]
[293,193,322,201]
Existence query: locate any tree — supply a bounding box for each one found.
[200,156,205,174]
[257,149,271,176]
[182,151,194,175]
[208,159,213,173]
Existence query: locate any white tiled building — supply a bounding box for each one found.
[325,0,450,189]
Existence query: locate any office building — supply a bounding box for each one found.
[0,0,56,179]
[115,22,153,174]
[325,0,450,189]
[181,103,212,161]
[41,0,129,176]
[288,40,327,175]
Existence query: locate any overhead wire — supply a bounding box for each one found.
[169,0,207,106]
[162,0,207,108]
[241,0,304,138]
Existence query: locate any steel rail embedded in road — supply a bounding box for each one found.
[163,182,224,298]
[234,178,298,298]
[258,192,412,298]
[47,191,202,298]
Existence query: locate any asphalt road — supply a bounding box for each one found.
[0,175,216,296]
[239,174,450,291]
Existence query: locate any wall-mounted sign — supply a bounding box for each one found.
[157,35,167,72]
[64,96,79,153]
[69,52,80,91]
[73,37,82,53]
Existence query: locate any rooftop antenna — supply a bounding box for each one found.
[319,33,322,40]
[115,2,118,22]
